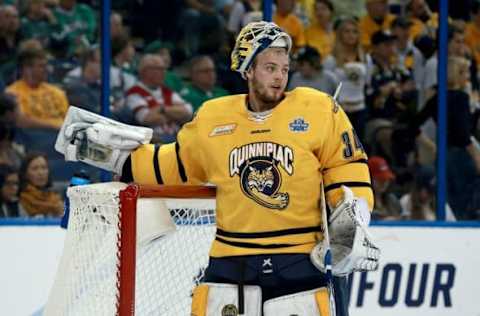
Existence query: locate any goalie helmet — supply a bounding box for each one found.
[231,21,292,77]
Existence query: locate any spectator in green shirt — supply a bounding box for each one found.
[20,0,59,49]
[52,0,96,57]
[180,55,228,112]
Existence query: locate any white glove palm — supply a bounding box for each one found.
[55,106,153,174]
[311,186,380,276]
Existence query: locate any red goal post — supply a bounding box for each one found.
[44,182,217,316]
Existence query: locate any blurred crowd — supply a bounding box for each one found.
[0,0,479,221]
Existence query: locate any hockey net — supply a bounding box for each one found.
[44,182,217,316]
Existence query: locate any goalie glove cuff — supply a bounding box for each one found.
[56,106,153,174]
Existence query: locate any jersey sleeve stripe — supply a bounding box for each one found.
[323,158,368,171]
[215,236,301,249]
[153,145,164,184]
[350,158,368,165]
[216,226,322,238]
[324,181,372,192]
[120,156,133,182]
[175,142,188,182]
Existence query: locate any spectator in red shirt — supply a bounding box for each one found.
[125,54,192,143]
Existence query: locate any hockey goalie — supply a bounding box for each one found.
[54,21,380,316]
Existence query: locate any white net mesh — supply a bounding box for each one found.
[44,182,216,316]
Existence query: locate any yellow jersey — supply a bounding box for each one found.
[6,80,69,127]
[129,87,373,257]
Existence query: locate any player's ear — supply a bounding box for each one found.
[245,67,253,80]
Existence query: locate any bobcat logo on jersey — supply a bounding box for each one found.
[229,142,293,210]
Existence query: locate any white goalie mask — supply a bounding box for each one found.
[231,21,292,78]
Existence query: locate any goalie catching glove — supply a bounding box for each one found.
[55,106,153,174]
[311,186,380,276]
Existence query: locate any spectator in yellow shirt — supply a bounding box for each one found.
[273,0,306,51]
[465,1,480,67]
[6,47,68,130]
[359,0,396,51]
[296,0,316,24]
[304,0,335,60]
[406,0,438,40]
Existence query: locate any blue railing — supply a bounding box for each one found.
[1,218,479,228]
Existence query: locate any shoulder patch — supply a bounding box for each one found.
[289,117,309,132]
[209,123,237,137]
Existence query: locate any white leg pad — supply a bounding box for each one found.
[191,283,262,316]
[263,287,332,316]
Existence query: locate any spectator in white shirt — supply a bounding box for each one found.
[323,16,369,141]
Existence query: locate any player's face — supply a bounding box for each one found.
[247,48,289,106]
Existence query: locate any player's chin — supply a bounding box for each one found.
[266,88,284,101]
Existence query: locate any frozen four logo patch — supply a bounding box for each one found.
[289,117,309,132]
